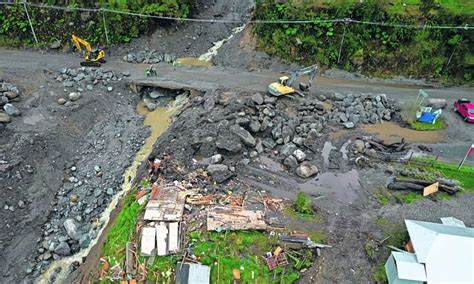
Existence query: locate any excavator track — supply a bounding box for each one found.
[80,61,102,67]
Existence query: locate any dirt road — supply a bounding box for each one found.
[2,48,472,163]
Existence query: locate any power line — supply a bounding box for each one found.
[0,1,472,30]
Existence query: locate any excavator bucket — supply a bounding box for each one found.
[80,61,102,67]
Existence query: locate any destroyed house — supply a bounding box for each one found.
[385,217,474,284]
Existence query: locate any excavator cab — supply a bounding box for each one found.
[71,34,106,67]
[278,76,290,86]
[268,65,318,97]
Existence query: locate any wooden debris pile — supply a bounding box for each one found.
[388,177,460,196]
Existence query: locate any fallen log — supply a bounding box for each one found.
[388,181,459,195]
[393,178,459,193]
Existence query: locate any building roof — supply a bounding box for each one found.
[403,218,474,284]
[391,251,427,282]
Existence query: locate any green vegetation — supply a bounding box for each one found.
[374,189,393,206]
[0,0,190,47]
[409,118,446,130]
[295,192,313,214]
[102,190,143,267]
[253,0,474,83]
[407,157,474,192]
[396,191,424,204]
[373,263,388,283]
[145,230,301,283]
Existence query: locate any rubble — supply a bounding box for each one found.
[123,51,177,64]
[207,206,267,231]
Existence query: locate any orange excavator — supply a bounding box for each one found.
[71,34,106,67]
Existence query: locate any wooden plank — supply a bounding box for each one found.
[156,222,168,256]
[168,222,179,253]
[144,189,187,221]
[207,206,266,231]
[423,182,439,196]
[140,227,156,256]
[126,242,136,275]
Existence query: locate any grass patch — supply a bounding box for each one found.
[374,189,393,206]
[407,157,474,192]
[102,190,144,267]
[308,231,327,243]
[409,118,445,131]
[375,216,389,226]
[284,207,318,221]
[373,263,388,283]
[295,192,313,214]
[396,191,424,204]
[140,230,303,283]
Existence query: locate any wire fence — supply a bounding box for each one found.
[0,0,472,46]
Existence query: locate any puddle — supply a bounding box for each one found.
[299,170,360,203]
[38,100,180,283]
[361,121,443,144]
[259,156,285,172]
[322,141,337,166]
[176,57,213,68]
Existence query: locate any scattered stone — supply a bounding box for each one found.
[18,200,25,209]
[231,125,256,146]
[428,98,447,109]
[79,234,91,249]
[352,140,365,153]
[0,112,11,123]
[207,164,233,183]
[280,143,297,156]
[283,155,298,170]
[334,93,345,101]
[54,242,71,256]
[251,93,264,105]
[49,40,61,49]
[216,136,242,153]
[143,98,157,111]
[343,122,355,129]
[295,162,319,178]
[106,188,114,196]
[262,138,276,149]
[63,219,81,240]
[107,86,114,92]
[68,92,81,102]
[57,98,66,105]
[3,103,21,116]
[293,149,306,162]
[4,91,18,99]
[209,154,223,164]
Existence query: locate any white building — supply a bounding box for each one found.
[385,217,474,284]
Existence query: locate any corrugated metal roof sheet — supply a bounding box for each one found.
[392,252,427,282]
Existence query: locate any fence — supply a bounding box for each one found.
[0,1,472,46]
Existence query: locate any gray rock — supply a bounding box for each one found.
[428,98,447,109]
[271,124,282,139]
[63,219,81,240]
[73,73,85,82]
[209,154,223,164]
[281,125,293,144]
[262,138,276,149]
[3,103,20,116]
[107,86,114,92]
[236,117,250,126]
[149,91,164,99]
[252,93,264,105]
[68,92,81,102]
[4,91,18,99]
[43,252,52,261]
[293,149,306,162]
[49,40,61,49]
[216,136,242,153]
[307,129,318,139]
[18,200,25,208]
[334,93,345,101]
[339,113,348,122]
[106,188,114,195]
[0,112,11,123]
[255,139,264,153]
[262,107,275,117]
[283,155,298,170]
[349,114,360,124]
[207,164,233,183]
[57,98,66,105]
[79,234,91,249]
[54,242,71,256]
[383,111,392,121]
[86,84,93,91]
[370,113,378,124]
[250,151,258,158]
[231,125,256,146]
[280,143,297,156]
[343,122,355,129]
[292,137,304,146]
[314,101,325,111]
[249,120,261,133]
[296,162,319,178]
[143,98,157,111]
[0,96,8,106]
[352,140,365,153]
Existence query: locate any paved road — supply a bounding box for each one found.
[1,49,473,164]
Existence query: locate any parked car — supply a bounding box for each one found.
[453,99,474,122]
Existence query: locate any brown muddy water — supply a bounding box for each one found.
[331,121,443,144]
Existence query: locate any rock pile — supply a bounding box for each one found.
[162,90,400,183]
[55,67,127,90]
[123,50,177,64]
[0,81,21,125]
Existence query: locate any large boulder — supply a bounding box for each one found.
[231,125,256,146]
[293,149,306,162]
[283,155,299,171]
[427,98,447,109]
[0,112,11,123]
[63,218,81,240]
[207,164,233,183]
[280,143,297,156]
[54,242,71,256]
[3,103,21,116]
[296,162,319,178]
[216,135,242,153]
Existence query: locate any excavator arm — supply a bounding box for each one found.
[287,64,318,87]
[71,34,106,67]
[268,65,318,97]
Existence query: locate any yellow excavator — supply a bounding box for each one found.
[268,65,318,97]
[71,34,106,67]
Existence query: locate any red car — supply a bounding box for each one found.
[454,99,474,122]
